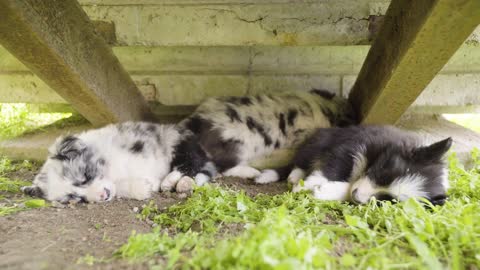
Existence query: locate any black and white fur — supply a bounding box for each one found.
[23,122,180,203]
[258,126,451,205]
[23,89,354,202]
[161,89,355,192]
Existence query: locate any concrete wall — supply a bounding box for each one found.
[1,0,479,112]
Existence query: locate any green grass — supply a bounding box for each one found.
[116,151,480,269]
[0,103,72,140]
[0,157,46,216]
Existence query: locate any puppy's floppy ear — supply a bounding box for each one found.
[21,185,45,198]
[413,137,453,162]
[51,135,87,161]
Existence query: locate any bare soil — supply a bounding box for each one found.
[0,169,288,270]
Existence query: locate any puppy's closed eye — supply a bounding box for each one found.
[61,194,88,204]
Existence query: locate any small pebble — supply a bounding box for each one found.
[82,237,87,241]
[152,223,158,228]
[132,207,139,213]
[103,219,109,225]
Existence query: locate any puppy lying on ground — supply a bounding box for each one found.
[161,89,355,192]
[22,122,180,203]
[258,125,451,205]
[23,89,355,203]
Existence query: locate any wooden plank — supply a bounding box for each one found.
[348,0,480,124]
[78,0,325,5]
[0,0,151,125]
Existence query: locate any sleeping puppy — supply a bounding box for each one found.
[22,122,180,203]
[161,89,355,192]
[257,125,451,205]
[22,89,354,203]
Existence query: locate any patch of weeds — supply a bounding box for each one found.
[0,177,31,193]
[0,198,48,216]
[117,151,480,269]
[116,229,207,268]
[188,207,335,269]
[76,254,106,266]
[0,157,46,216]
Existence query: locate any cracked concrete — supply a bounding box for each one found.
[82,1,374,45]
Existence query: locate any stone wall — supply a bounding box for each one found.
[1,0,479,113]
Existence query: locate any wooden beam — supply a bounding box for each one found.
[348,0,480,124]
[0,0,152,125]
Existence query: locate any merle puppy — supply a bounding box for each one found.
[161,89,355,192]
[22,122,180,203]
[257,125,451,205]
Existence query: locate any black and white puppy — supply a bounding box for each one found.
[258,125,451,205]
[161,89,355,192]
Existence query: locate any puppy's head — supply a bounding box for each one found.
[22,135,115,203]
[350,137,452,205]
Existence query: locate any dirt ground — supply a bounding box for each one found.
[0,168,288,270]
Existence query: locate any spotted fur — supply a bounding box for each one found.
[163,89,356,191]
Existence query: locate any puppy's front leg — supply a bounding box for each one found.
[312,181,350,201]
[292,170,327,193]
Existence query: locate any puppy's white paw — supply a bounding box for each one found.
[223,166,261,179]
[176,176,195,194]
[160,170,183,192]
[287,168,306,185]
[292,183,308,193]
[195,173,210,186]
[254,169,279,184]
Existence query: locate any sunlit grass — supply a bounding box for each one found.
[0,103,72,140]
